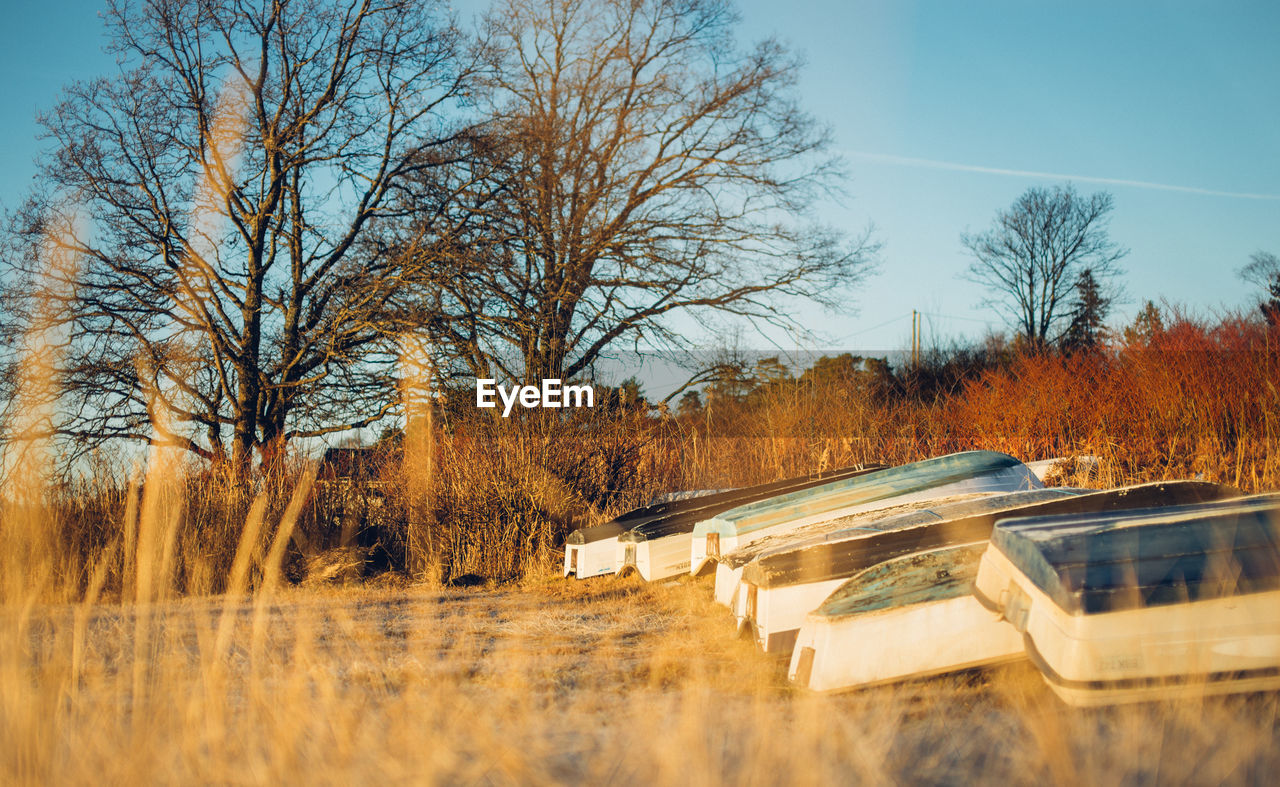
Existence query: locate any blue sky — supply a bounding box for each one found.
[3,0,1277,357]
[730,0,1280,350]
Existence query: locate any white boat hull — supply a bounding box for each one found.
[714,562,745,607]
[976,546,1280,707]
[562,538,619,579]
[615,532,693,581]
[745,577,849,655]
[789,593,1025,692]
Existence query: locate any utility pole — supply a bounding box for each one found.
[911,310,919,368]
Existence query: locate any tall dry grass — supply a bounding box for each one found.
[9,314,1276,590]
[4,570,1279,784]
[3,315,1280,782]
[385,408,684,583]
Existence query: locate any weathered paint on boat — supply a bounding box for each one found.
[789,542,1024,692]
[975,489,1267,615]
[692,451,1040,605]
[747,479,1236,590]
[736,488,1079,653]
[718,491,1014,624]
[691,451,1040,580]
[713,492,1006,612]
[780,481,1242,676]
[974,492,1280,706]
[611,463,885,581]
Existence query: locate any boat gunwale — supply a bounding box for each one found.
[737,488,1085,587]
[693,451,1035,539]
[610,463,887,544]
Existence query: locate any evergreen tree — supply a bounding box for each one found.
[677,390,703,416]
[1060,268,1111,353]
[1122,300,1165,346]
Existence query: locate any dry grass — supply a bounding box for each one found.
[10,315,1277,587]
[3,312,1279,782]
[4,576,1279,785]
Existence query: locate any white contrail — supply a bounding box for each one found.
[845,150,1280,201]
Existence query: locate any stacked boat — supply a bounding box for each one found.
[563,463,885,580]
[565,452,1091,581]
[562,449,1280,707]
[971,492,1280,705]
[737,487,1080,654]
[788,484,1280,706]
[787,481,1240,692]
[694,451,1043,613]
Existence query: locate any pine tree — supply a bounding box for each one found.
[1123,300,1165,346]
[1060,268,1111,354]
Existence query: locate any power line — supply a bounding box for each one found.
[832,310,998,345]
[830,312,912,342]
[916,310,998,325]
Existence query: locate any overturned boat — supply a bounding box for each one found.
[564,520,631,579]
[749,481,1237,655]
[725,492,1015,619]
[736,488,1078,654]
[563,464,881,579]
[791,542,1019,691]
[615,464,885,581]
[564,489,737,578]
[787,481,1242,691]
[712,494,1001,613]
[974,492,1280,706]
[692,451,1041,606]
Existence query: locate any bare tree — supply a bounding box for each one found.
[2,0,468,471]
[402,0,877,384]
[961,185,1126,349]
[1238,250,1280,326]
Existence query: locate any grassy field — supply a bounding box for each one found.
[5,574,1279,785]
[3,313,1278,783]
